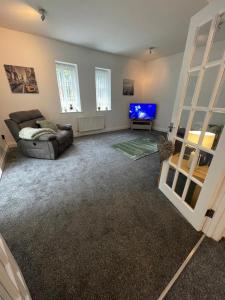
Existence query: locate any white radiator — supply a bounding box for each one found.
[78,116,105,132]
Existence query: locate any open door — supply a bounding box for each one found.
[159,0,225,230]
[0,234,31,299]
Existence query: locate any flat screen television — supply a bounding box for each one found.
[129,103,157,120]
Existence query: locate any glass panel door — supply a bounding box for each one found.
[159,2,225,231]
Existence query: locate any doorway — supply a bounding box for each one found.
[159,0,225,233]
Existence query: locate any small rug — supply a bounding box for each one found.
[112,137,158,160]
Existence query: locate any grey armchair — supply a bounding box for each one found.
[5,109,73,159]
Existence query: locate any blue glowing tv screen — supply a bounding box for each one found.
[129,103,157,120]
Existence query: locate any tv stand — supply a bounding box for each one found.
[130,119,153,131]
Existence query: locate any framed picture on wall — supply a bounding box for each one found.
[4,65,39,94]
[123,79,134,96]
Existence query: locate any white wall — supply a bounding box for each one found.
[143,52,184,132]
[0,27,145,145]
[2,26,224,144]
[142,39,225,132]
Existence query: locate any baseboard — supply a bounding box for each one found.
[0,144,8,180]
[8,142,17,149]
[152,126,168,133]
[73,125,167,137]
[74,125,130,137]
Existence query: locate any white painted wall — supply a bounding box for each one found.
[1,26,224,145]
[142,39,225,132]
[143,52,184,132]
[0,27,145,145]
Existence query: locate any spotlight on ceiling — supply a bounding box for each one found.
[38,8,46,21]
[218,12,225,29]
[148,47,156,55]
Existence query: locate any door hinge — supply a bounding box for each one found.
[205,209,215,218]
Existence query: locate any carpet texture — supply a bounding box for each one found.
[0,130,201,300]
[112,137,158,160]
[166,237,225,300]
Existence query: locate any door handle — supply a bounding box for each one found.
[168,122,175,132]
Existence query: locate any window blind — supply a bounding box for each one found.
[95,68,111,111]
[56,62,81,113]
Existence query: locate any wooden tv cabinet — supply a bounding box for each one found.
[130,119,153,131]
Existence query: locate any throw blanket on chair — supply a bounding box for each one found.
[19,127,56,140]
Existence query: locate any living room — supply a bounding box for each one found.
[0,0,225,299]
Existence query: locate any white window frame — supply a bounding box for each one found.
[95,67,111,111]
[55,61,82,113]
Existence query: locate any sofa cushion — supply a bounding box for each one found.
[9,109,43,124]
[4,119,21,142]
[38,133,57,141]
[19,117,44,129]
[36,120,58,131]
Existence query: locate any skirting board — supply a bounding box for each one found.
[8,142,17,149]
[74,125,168,137]
[0,145,8,179]
[152,126,168,133]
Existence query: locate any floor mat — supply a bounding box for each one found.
[112,137,158,160]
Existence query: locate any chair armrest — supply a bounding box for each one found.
[38,134,57,141]
[57,124,72,131]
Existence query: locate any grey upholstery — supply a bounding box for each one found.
[57,124,72,131]
[5,109,73,160]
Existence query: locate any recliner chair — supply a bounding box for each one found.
[5,109,73,159]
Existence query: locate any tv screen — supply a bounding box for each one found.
[129,103,157,120]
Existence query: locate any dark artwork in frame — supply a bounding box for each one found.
[4,64,39,94]
[123,79,134,96]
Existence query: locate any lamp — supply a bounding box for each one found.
[187,130,215,169]
[187,130,215,149]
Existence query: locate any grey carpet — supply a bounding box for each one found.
[0,130,201,300]
[166,237,225,300]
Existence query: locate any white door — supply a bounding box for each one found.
[0,234,31,299]
[159,0,225,230]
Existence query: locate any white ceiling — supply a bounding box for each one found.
[0,0,208,61]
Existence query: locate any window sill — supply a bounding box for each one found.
[60,111,82,114]
[96,110,112,112]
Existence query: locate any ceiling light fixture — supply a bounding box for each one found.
[38,8,47,21]
[218,12,225,29]
[148,46,156,55]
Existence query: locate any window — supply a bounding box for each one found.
[55,61,81,113]
[95,67,111,111]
